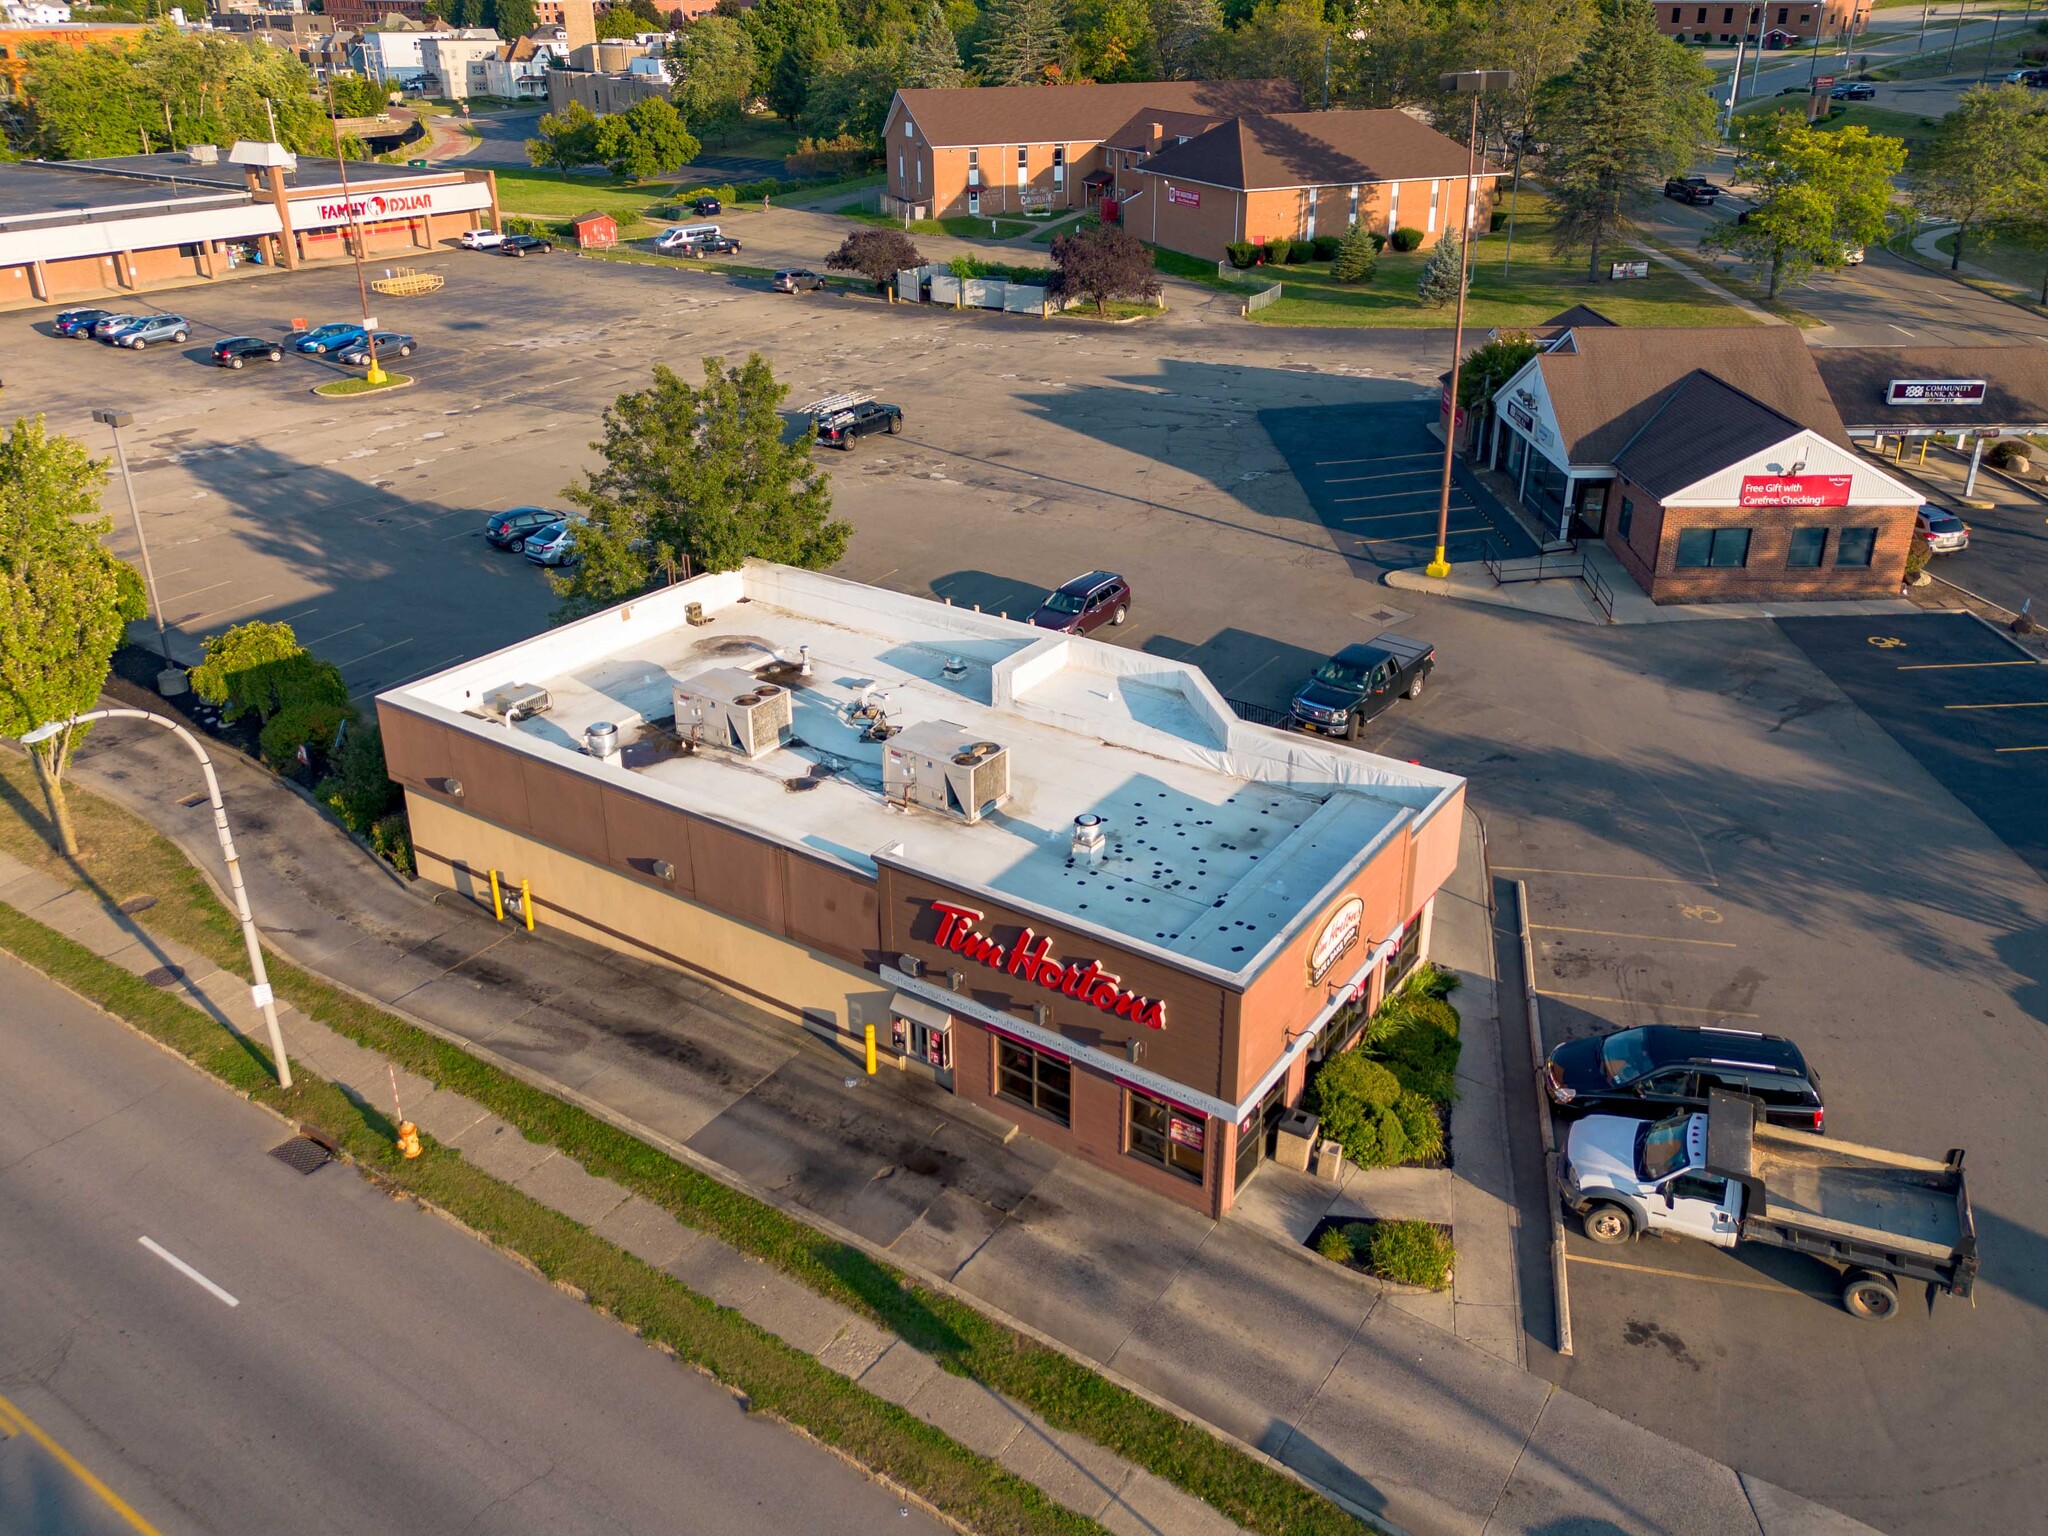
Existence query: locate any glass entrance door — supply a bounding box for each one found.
[1233,1079,1290,1193]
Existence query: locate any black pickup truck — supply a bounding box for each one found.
[1663,176,1721,206]
[1289,636,1434,741]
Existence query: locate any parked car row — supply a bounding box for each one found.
[459,228,552,255]
[483,506,582,567]
[51,309,189,347]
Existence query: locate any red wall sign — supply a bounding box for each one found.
[1167,186,1201,208]
[929,901,1167,1029]
[1738,474,1853,508]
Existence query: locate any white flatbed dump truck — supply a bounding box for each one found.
[1560,1089,1978,1320]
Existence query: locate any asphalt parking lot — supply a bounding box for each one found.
[1778,611,2048,876]
[12,243,2048,1536]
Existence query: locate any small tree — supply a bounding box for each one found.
[1049,223,1160,316]
[826,226,924,298]
[527,100,600,178]
[947,253,982,307]
[1331,222,1378,282]
[0,417,143,857]
[550,357,850,619]
[189,620,309,719]
[327,71,388,118]
[1456,332,1539,408]
[1416,230,1464,306]
[593,97,699,180]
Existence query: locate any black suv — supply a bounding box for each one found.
[500,234,553,256]
[690,195,722,215]
[212,336,284,369]
[1544,1025,1825,1131]
[1663,176,1720,205]
[815,399,902,449]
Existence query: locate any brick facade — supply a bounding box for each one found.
[1606,475,1913,603]
[1652,0,1860,42]
[1131,172,1493,260]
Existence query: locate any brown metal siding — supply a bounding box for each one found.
[788,864,881,966]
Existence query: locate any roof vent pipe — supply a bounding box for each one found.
[585,721,620,761]
[797,643,813,678]
[942,655,968,680]
[1072,813,1106,861]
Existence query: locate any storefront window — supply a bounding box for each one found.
[1786,527,1828,568]
[1523,454,1571,533]
[1127,1091,1205,1182]
[1675,528,1751,568]
[1837,527,1877,567]
[1618,497,1634,543]
[1389,916,1422,985]
[996,1038,1071,1126]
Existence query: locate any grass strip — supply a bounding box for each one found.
[0,759,1377,1536]
[0,901,1100,1536]
[314,373,415,397]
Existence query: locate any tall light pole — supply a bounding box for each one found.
[322,73,386,387]
[1427,69,1512,581]
[93,408,185,697]
[21,709,293,1090]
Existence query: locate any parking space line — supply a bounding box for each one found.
[302,623,364,647]
[1340,507,1468,524]
[182,593,274,627]
[1368,527,1490,543]
[1313,453,1438,466]
[1536,989,1759,1019]
[1530,924,1738,949]
[1333,489,1455,504]
[163,580,230,604]
[1564,1253,1807,1294]
[337,638,414,671]
[1897,660,2039,671]
[1496,866,1718,887]
[1945,701,2048,711]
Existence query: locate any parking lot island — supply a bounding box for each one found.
[376,561,1465,1215]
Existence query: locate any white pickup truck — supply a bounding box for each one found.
[1561,1090,1977,1321]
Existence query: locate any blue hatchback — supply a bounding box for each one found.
[294,322,368,355]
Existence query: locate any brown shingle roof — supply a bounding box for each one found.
[1102,107,1228,152]
[1612,372,1807,499]
[1133,110,1496,191]
[891,80,1302,149]
[1812,346,2048,429]
[1535,325,1848,465]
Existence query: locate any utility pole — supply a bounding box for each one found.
[323,74,387,387]
[1322,35,1331,110]
[1978,5,2004,82]
[264,95,278,142]
[1747,1,1768,103]
[1948,1,1967,65]
[92,410,183,695]
[1427,70,1511,582]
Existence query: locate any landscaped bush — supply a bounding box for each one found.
[1490,208,1508,232]
[1285,240,1313,264]
[1370,995,1461,1104]
[1392,1089,1444,1163]
[1390,226,1424,252]
[1332,224,1377,283]
[256,681,350,774]
[1307,961,1461,1170]
[1225,241,1257,268]
[190,620,313,720]
[1260,238,1290,265]
[371,810,416,876]
[1309,1051,1410,1167]
[1311,234,1341,261]
[1367,1221,1455,1290]
[1314,1225,1355,1263]
[785,133,877,178]
[318,723,402,834]
[1987,439,2032,471]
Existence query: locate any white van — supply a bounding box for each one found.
[657,223,720,252]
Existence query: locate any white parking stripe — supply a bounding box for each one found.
[138,1236,239,1307]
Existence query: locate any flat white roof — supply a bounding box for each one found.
[383,564,1462,981]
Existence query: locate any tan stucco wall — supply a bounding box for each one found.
[406,793,891,1034]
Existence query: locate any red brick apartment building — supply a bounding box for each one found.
[1655,0,1864,45]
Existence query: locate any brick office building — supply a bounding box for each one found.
[377,564,1465,1217]
[1654,0,1862,44]
[880,78,1301,222]
[1117,109,1499,260]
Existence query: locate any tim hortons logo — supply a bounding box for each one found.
[929,901,1167,1030]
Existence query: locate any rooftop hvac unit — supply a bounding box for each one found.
[185,144,220,165]
[672,666,793,760]
[883,720,1010,824]
[480,682,552,723]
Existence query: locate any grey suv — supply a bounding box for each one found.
[110,314,189,349]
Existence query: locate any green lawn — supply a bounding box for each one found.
[493,167,676,237]
[694,113,802,161]
[314,373,414,396]
[1811,103,1943,151]
[1220,195,1752,329]
[1935,230,2048,303]
[841,205,1041,241]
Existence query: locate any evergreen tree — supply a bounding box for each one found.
[1536,0,1714,280]
[1152,0,1219,78]
[1331,221,1377,282]
[492,0,538,38]
[1416,230,1463,306]
[977,0,1069,85]
[903,0,967,86]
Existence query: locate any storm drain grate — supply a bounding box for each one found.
[268,1136,333,1175]
[142,965,186,988]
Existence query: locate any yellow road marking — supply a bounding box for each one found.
[1897,660,2039,670]
[1945,701,2048,710]
[1565,1253,1807,1294]
[0,1387,164,1535]
[1536,989,1759,1019]
[1530,924,1739,949]
[1994,745,2048,753]
[1496,866,1718,887]
[0,1399,19,1438]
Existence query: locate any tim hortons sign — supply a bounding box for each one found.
[1307,896,1365,984]
[928,901,1167,1029]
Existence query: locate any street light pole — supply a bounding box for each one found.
[92,408,184,696]
[322,73,386,387]
[21,709,293,1090]
[1428,69,1512,582]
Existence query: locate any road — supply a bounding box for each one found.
[0,953,942,1536]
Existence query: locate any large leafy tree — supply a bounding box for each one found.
[977,0,1070,84]
[596,5,650,38]
[1352,0,1458,110]
[826,226,924,293]
[1051,223,1161,314]
[1152,0,1221,79]
[1910,84,2048,271]
[1471,0,1595,245]
[1704,114,1904,297]
[493,0,539,37]
[742,0,849,119]
[0,418,146,859]
[594,96,700,178]
[16,23,324,160]
[1536,0,1714,279]
[902,0,968,87]
[804,41,907,140]
[1987,127,2048,303]
[552,359,850,618]
[669,16,758,141]
[527,99,601,176]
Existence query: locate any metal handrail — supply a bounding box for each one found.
[1581,555,1616,619]
[1483,535,1585,586]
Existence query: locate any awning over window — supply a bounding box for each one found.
[889,990,954,1032]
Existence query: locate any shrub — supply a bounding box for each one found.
[1904,533,1932,583]
[1374,1006,1461,1104]
[1260,238,1290,265]
[785,133,876,178]
[1489,208,1508,232]
[190,621,310,720]
[1225,241,1257,268]
[257,687,351,774]
[1404,959,1462,1002]
[1331,224,1377,283]
[1390,226,1423,252]
[1314,1225,1355,1263]
[1367,1221,1455,1290]
[1285,240,1312,264]
[317,722,401,836]
[1311,234,1341,261]
[1393,1090,1445,1164]
[1987,439,2031,470]
[371,811,415,876]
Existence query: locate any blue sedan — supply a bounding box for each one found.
[294,322,368,355]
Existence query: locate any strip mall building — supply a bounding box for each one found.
[378,565,1465,1216]
[0,144,498,309]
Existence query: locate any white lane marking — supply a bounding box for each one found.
[1890,324,1915,337]
[138,1237,239,1307]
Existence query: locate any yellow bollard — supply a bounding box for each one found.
[520,878,534,932]
[1918,440,1929,466]
[489,868,504,922]
[864,1022,877,1076]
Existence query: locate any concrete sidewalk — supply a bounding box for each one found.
[44,714,1880,1536]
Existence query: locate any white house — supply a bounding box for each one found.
[4,1,75,22]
